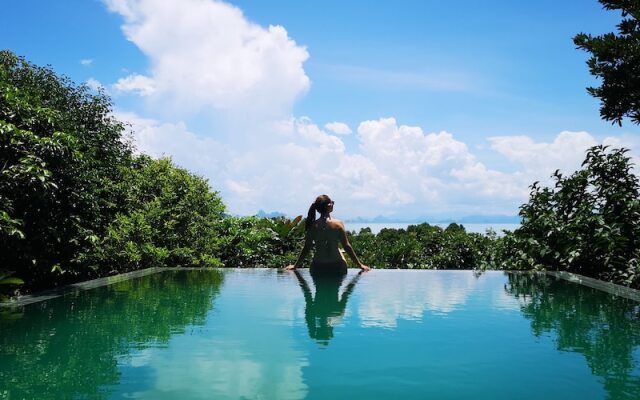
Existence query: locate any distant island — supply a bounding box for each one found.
[255,209,287,218]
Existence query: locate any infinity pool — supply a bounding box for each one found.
[1,269,639,399]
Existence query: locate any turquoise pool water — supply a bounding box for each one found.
[1,269,639,399]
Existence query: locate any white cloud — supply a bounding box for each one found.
[117,107,638,218]
[602,135,640,168]
[325,122,352,135]
[489,131,597,176]
[104,0,310,119]
[113,74,156,96]
[80,58,93,66]
[113,111,230,187]
[296,118,345,152]
[103,0,639,219]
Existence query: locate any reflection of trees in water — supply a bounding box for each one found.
[293,270,363,345]
[0,270,224,400]
[505,272,640,399]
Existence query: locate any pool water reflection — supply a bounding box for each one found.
[0,269,639,399]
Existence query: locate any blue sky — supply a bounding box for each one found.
[2,0,638,220]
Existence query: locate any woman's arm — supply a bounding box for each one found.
[286,233,313,270]
[338,222,370,271]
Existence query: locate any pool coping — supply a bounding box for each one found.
[1,267,168,308]
[2,267,639,308]
[545,270,640,302]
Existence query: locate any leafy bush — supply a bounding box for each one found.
[497,146,640,288]
[0,50,131,288]
[216,215,305,267]
[348,222,495,269]
[83,156,226,272]
[0,51,229,293]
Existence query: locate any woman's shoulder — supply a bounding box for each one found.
[327,219,345,230]
[310,218,345,232]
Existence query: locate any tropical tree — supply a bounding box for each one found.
[0,50,132,289]
[499,146,640,287]
[574,0,640,125]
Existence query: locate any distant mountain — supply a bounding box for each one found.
[255,209,287,218]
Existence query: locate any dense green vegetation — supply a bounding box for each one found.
[2,33,640,297]
[0,51,228,292]
[348,223,494,270]
[1,50,131,290]
[574,0,640,125]
[493,146,640,288]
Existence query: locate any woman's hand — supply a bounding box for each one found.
[358,264,371,272]
[285,264,296,271]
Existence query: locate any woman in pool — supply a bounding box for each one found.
[286,194,370,274]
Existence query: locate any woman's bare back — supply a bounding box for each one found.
[285,194,369,272]
[310,218,346,264]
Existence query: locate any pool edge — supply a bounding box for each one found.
[546,270,640,302]
[1,267,169,308]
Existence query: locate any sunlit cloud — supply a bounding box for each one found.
[104,0,309,120]
[325,122,352,135]
[104,0,639,219]
[113,74,156,96]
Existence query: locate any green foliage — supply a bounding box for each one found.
[84,156,226,271]
[0,270,24,301]
[0,50,131,289]
[574,0,640,125]
[498,146,640,287]
[348,222,495,269]
[0,51,231,294]
[216,215,305,267]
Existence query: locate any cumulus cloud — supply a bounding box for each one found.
[113,74,156,96]
[80,58,93,66]
[103,0,639,219]
[325,122,352,135]
[104,0,310,119]
[489,131,597,176]
[118,105,640,218]
[114,111,230,186]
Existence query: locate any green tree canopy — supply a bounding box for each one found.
[0,50,132,288]
[574,0,640,125]
[0,51,227,292]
